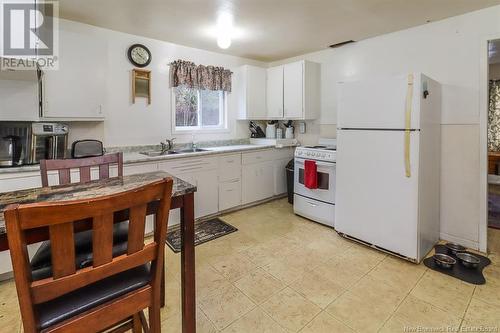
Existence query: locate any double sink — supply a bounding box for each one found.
[139,148,208,157]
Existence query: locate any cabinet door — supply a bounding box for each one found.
[43,29,106,119]
[219,180,242,211]
[242,164,259,204]
[0,79,39,121]
[274,158,290,195]
[266,66,284,119]
[283,61,303,119]
[247,66,267,119]
[193,169,219,218]
[242,161,274,204]
[260,161,275,199]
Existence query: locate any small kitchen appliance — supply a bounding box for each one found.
[0,122,32,166]
[31,122,69,163]
[293,138,337,227]
[71,140,105,158]
[0,135,22,167]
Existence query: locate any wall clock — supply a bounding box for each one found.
[127,44,152,68]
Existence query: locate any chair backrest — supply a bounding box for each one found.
[4,177,173,331]
[40,152,123,187]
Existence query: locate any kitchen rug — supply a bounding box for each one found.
[166,218,238,253]
[423,245,491,285]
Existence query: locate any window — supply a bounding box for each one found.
[173,85,226,132]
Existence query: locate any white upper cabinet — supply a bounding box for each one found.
[266,65,284,119]
[237,65,267,120]
[0,77,40,121]
[282,60,320,120]
[238,60,320,120]
[42,29,107,120]
[283,61,303,119]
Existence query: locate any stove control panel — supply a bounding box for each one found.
[295,148,336,162]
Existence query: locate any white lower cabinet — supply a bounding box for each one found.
[219,180,242,211]
[242,160,274,205]
[192,169,219,218]
[158,157,219,224]
[274,158,290,195]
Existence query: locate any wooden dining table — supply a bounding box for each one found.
[0,171,197,333]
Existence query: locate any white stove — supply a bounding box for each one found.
[293,139,337,227]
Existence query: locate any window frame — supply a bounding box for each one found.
[171,87,229,134]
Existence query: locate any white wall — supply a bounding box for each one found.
[59,19,265,147]
[271,5,500,250]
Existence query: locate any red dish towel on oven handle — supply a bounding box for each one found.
[304,160,318,189]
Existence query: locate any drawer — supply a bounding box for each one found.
[159,156,218,173]
[123,162,157,176]
[219,180,242,211]
[242,149,274,165]
[219,154,241,182]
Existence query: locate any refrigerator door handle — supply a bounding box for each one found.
[404,73,414,178]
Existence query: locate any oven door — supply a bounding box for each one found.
[294,158,336,203]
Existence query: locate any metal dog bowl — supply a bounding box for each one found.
[433,253,456,269]
[456,252,480,269]
[445,242,466,255]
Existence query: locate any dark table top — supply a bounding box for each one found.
[0,171,196,235]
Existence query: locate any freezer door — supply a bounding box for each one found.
[338,74,422,130]
[335,129,420,259]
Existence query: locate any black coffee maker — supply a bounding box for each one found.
[0,135,23,167]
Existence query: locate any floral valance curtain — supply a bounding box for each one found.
[488,80,500,151]
[169,60,233,92]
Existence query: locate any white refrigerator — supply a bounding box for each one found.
[335,73,441,262]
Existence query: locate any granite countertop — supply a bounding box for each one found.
[0,144,282,174]
[0,171,196,235]
[122,144,276,164]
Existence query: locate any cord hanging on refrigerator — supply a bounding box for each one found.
[404,74,414,178]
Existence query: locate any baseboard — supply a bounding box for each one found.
[440,232,480,252]
[0,271,13,282]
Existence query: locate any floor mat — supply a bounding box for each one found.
[423,245,491,285]
[166,218,237,253]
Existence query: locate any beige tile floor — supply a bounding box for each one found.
[1,198,500,332]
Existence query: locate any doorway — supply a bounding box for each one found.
[486,38,500,254]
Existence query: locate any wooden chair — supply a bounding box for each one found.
[5,177,173,333]
[40,152,123,187]
[32,153,126,280]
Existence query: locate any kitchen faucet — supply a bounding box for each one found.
[191,134,197,150]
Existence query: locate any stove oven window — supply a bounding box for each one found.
[298,169,330,190]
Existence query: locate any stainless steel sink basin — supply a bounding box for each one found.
[174,148,208,153]
[139,151,179,157]
[140,148,207,157]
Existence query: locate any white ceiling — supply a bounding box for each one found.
[59,0,500,62]
[490,39,500,64]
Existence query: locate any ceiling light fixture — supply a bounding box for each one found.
[216,12,233,49]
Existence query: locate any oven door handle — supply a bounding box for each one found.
[295,159,335,168]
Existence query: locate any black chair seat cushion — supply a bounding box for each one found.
[30,221,129,280]
[31,241,129,281]
[36,264,150,330]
